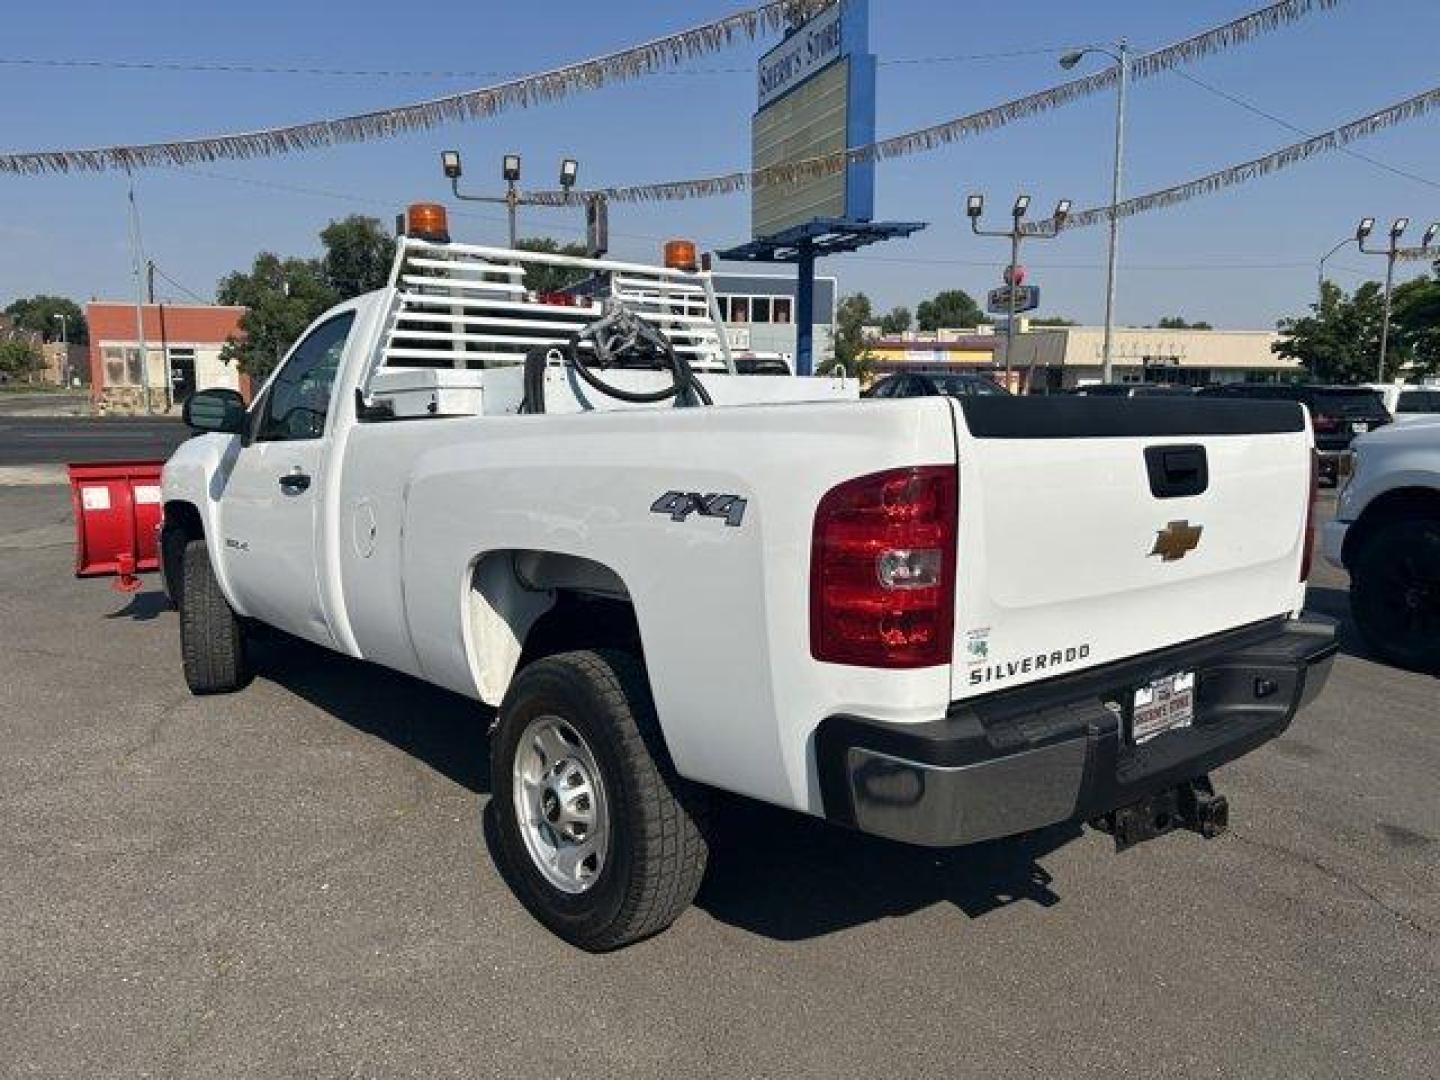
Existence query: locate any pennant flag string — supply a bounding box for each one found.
[522,0,1346,207]
[1051,85,1440,234]
[0,0,832,175]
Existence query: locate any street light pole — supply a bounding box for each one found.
[1317,236,1358,306]
[967,193,1071,392]
[1379,240,1399,382]
[52,313,69,386]
[1060,40,1128,384]
[1357,216,1437,382]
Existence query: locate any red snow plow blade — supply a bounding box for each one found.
[67,460,166,592]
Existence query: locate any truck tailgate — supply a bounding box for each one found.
[950,396,1312,701]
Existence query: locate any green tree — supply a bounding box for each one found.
[215,214,400,381]
[832,292,874,375]
[320,215,396,300]
[4,295,88,343]
[879,306,912,335]
[0,339,43,379]
[1392,274,1440,377]
[916,289,986,331]
[1274,280,1395,383]
[1029,316,1079,327]
[1156,315,1214,330]
[514,237,591,294]
[217,253,338,380]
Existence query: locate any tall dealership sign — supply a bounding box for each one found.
[751,0,875,240]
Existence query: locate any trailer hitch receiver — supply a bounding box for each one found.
[1093,776,1229,852]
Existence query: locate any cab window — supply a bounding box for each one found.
[255,312,355,442]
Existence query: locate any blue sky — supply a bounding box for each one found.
[2,0,1438,330]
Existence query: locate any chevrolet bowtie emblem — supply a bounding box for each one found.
[1150,520,1203,562]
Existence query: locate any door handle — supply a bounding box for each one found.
[278,468,311,494]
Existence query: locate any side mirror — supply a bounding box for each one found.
[182,388,247,434]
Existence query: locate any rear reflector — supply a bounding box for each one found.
[810,466,957,668]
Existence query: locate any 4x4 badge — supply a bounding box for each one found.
[651,491,747,527]
[1150,520,1203,562]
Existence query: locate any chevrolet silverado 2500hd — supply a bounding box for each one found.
[159,210,1336,950]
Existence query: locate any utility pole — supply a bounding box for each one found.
[967,193,1071,391]
[146,260,156,304]
[125,168,154,415]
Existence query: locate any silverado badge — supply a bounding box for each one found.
[1149,520,1203,562]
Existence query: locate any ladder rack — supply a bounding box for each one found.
[379,238,735,374]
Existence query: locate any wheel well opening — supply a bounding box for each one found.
[161,501,204,603]
[516,592,642,672]
[464,549,639,706]
[1344,487,1440,566]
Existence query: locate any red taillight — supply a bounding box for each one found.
[810,466,957,668]
[1312,413,1340,433]
[1300,450,1318,581]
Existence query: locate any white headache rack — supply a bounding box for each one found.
[379,237,734,373]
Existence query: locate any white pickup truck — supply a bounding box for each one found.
[159,209,1336,950]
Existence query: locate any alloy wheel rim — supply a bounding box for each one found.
[512,715,609,894]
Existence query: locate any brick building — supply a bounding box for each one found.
[86,302,248,413]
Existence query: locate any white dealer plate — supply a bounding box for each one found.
[1131,671,1195,744]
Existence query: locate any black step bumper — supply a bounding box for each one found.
[816,615,1337,848]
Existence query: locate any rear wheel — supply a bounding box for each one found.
[1350,517,1440,673]
[490,650,709,951]
[179,539,252,694]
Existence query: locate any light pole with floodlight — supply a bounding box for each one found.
[967,193,1071,391]
[1059,40,1128,384]
[1357,216,1438,381]
[442,151,580,248]
[1316,223,1369,307]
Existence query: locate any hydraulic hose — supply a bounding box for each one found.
[520,301,713,414]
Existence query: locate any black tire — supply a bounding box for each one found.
[1350,517,1440,674]
[490,649,709,951]
[179,538,252,694]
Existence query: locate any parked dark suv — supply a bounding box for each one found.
[1196,383,1391,483]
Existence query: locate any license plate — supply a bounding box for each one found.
[1351,421,1369,433]
[1131,672,1195,744]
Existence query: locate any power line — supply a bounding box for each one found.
[1055,82,1440,232]
[0,0,1342,176]
[1173,70,1440,191]
[148,262,209,303]
[177,167,1381,276]
[0,0,832,175]
[0,47,1074,80]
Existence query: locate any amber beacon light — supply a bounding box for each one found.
[406,202,450,243]
[663,239,698,272]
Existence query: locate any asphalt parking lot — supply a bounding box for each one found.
[1,477,1436,1079]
